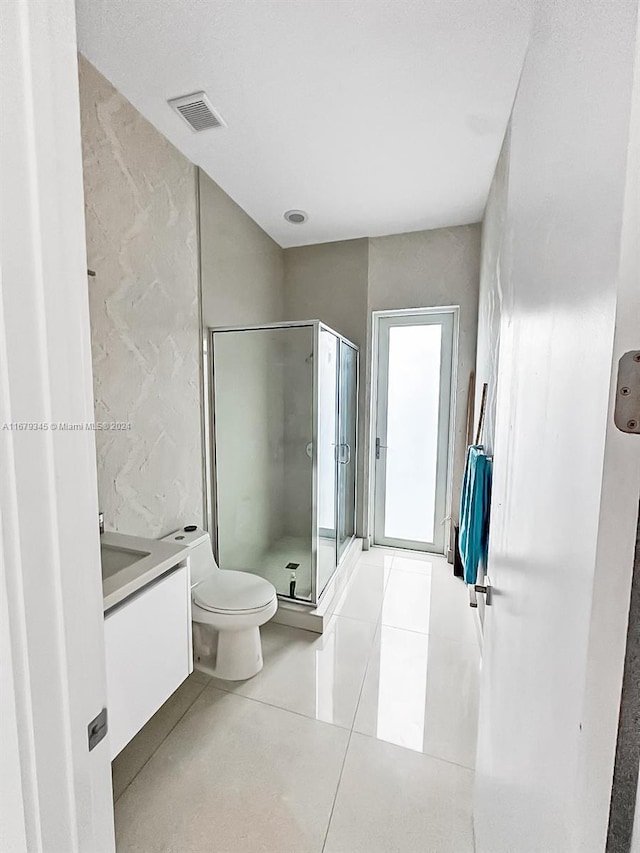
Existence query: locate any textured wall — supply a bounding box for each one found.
[367,225,482,531]
[79,55,203,538]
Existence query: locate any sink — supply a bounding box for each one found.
[100,530,190,611]
[101,543,150,580]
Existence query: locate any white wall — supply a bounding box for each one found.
[474,132,510,456]
[283,228,481,543]
[367,226,481,534]
[79,56,203,538]
[283,240,369,347]
[199,171,283,327]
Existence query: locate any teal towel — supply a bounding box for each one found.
[459,446,492,586]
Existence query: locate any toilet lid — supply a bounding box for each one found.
[193,571,276,613]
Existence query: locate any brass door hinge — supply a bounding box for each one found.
[614,351,640,434]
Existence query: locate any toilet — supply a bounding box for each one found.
[162,526,277,681]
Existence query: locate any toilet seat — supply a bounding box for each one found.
[193,571,276,615]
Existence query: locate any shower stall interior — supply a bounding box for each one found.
[208,321,358,606]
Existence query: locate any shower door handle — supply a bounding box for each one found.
[338,443,351,464]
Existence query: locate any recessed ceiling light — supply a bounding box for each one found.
[284,209,308,224]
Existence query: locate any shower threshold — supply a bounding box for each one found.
[271,536,363,634]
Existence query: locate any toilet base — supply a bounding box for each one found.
[215,626,264,681]
[194,623,264,681]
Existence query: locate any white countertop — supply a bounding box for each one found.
[101,531,190,612]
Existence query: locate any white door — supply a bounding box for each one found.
[0,0,115,849]
[373,310,455,553]
[474,2,640,852]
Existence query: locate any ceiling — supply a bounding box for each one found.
[76,0,531,248]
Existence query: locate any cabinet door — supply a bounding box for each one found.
[104,567,192,758]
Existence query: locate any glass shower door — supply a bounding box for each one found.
[317,328,339,595]
[211,325,314,600]
[337,341,357,560]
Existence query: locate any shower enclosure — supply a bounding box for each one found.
[208,321,358,606]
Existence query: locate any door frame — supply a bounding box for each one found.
[1,0,115,849]
[368,306,459,554]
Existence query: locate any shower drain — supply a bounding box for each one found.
[285,563,300,598]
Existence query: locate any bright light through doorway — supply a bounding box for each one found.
[373,310,455,554]
[385,324,442,542]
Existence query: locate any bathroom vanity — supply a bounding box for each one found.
[101,532,192,758]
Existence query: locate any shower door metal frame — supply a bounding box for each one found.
[207,321,319,605]
[335,337,359,565]
[317,325,360,598]
[206,320,358,607]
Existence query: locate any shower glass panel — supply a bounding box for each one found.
[210,321,358,606]
[337,342,357,562]
[317,328,339,595]
[212,325,314,600]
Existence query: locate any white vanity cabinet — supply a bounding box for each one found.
[104,564,192,758]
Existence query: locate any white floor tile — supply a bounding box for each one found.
[391,547,440,560]
[382,570,433,633]
[381,562,477,645]
[356,548,395,568]
[323,733,475,853]
[428,563,479,646]
[333,561,390,622]
[115,687,349,853]
[209,616,376,729]
[188,668,212,686]
[111,673,207,801]
[391,554,436,575]
[353,625,481,767]
[113,542,481,853]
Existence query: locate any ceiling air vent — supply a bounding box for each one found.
[168,92,225,132]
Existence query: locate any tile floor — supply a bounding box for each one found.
[112,548,481,853]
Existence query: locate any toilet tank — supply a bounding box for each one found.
[160,526,217,586]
